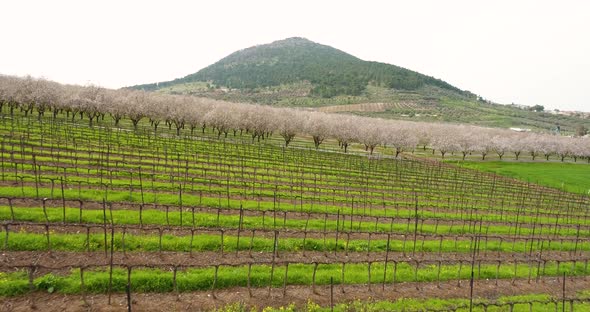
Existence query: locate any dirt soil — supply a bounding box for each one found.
[1,251,588,276]
[1,276,588,311]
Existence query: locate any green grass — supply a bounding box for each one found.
[226,294,590,312]
[3,205,589,238]
[452,161,590,195]
[3,229,587,254]
[0,260,588,296]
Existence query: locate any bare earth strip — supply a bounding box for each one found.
[1,277,588,311]
[1,251,588,274]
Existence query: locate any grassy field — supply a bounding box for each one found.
[452,161,590,195]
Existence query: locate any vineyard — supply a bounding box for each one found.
[0,100,589,311]
[316,102,423,114]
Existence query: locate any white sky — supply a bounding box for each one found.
[2,0,589,112]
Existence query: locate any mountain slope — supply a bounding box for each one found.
[132,37,466,98]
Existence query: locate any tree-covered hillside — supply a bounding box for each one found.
[132,37,465,98]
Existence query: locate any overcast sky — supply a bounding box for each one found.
[2,0,589,111]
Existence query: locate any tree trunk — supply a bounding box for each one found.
[313,136,322,149]
[283,134,294,147]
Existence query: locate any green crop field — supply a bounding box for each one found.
[453,161,590,195]
[0,104,589,311]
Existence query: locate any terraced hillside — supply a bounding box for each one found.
[1,109,590,311]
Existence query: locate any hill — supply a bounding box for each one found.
[130,37,590,133]
[132,37,465,98]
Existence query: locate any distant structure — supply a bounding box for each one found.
[550,109,590,118]
[509,103,529,110]
[509,127,531,132]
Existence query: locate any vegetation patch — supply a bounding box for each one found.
[454,161,590,195]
